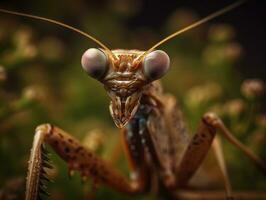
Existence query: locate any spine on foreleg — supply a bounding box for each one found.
[26,124,53,200]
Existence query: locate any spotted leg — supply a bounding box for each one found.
[175,112,266,199]
[25,124,146,200]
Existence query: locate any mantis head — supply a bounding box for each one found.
[81,48,170,128]
[0,0,244,128]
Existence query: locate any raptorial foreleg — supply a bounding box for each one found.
[175,113,266,199]
[26,124,146,200]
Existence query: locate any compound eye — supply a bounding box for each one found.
[143,50,170,81]
[81,48,108,79]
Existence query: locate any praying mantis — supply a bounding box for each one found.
[1,0,266,199]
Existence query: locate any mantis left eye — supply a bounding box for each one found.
[143,50,170,81]
[81,48,108,79]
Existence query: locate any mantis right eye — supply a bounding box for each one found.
[143,50,170,81]
[81,48,108,79]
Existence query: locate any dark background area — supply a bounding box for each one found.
[130,0,266,79]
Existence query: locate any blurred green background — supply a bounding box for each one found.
[0,0,265,199]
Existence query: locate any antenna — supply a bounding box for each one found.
[140,0,246,59]
[0,8,116,59]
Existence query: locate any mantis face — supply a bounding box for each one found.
[0,1,243,128]
[81,48,170,128]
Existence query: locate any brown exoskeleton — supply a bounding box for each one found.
[1,1,266,199]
